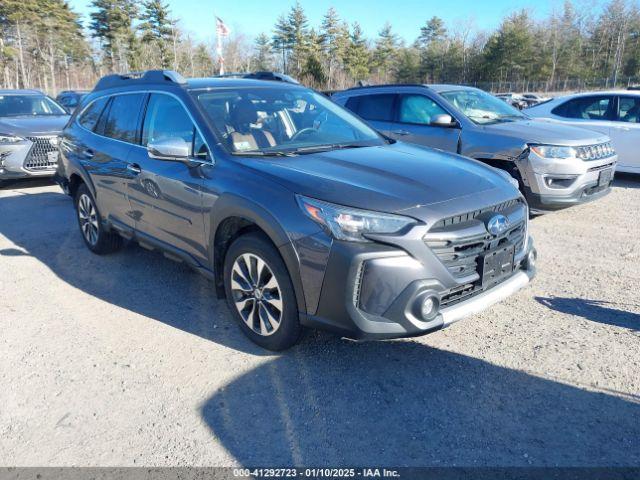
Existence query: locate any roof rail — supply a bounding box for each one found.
[343,83,428,92]
[93,70,187,91]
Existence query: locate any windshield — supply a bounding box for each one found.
[0,95,67,117]
[441,89,526,125]
[193,87,385,155]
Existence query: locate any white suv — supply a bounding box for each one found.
[526,90,640,174]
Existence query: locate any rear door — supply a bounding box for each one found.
[73,93,145,228]
[344,94,396,133]
[550,95,615,138]
[611,95,640,172]
[387,93,461,151]
[126,93,209,263]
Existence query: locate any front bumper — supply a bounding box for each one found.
[518,149,616,211]
[0,137,59,180]
[301,236,536,341]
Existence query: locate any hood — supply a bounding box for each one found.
[484,118,609,146]
[240,142,519,215]
[0,115,69,136]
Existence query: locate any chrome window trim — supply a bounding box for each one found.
[75,90,215,165]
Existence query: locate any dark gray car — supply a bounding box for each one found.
[333,84,617,213]
[0,89,69,183]
[56,70,536,350]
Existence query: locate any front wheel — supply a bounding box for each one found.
[223,232,302,350]
[74,183,123,254]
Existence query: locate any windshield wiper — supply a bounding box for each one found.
[290,143,370,155]
[232,150,296,157]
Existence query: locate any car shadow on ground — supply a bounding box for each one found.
[613,172,640,189]
[0,178,56,190]
[536,296,639,331]
[0,189,268,355]
[200,339,640,466]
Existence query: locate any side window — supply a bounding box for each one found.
[617,96,640,123]
[353,94,395,122]
[344,96,360,113]
[78,96,109,131]
[102,93,146,143]
[553,96,612,120]
[142,94,203,157]
[398,95,448,125]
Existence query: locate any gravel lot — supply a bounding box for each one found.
[1,176,639,467]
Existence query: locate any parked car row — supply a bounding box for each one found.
[0,70,634,351]
[333,84,617,212]
[496,92,550,109]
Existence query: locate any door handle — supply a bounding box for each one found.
[82,148,94,158]
[126,163,142,174]
[392,130,410,136]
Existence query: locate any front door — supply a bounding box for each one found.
[126,93,209,263]
[387,94,461,152]
[611,96,640,172]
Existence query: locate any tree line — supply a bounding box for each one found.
[1,0,639,94]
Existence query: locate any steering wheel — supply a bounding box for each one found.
[290,127,318,142]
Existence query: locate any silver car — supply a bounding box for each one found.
[333,84,618,213]
[525,90,640,174]
[0,89,69,184]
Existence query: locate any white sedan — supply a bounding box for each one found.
[526,90,640,174]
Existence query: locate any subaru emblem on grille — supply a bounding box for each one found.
[486,214,510,236]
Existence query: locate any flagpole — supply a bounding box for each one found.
[215,15,229,76]
[217,33,224,75]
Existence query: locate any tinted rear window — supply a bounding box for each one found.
[102,93,146,143]
[552,96,613,120]
[78,97,108,131]
[348,94,395,122]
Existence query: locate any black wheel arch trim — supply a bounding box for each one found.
[210,193,307,315]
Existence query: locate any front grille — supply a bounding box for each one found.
[425,199,527,307]
[425,200,526,280]
[576,142,615,161]
[588,162,616,172]
[430,198,522,229]
[24,136,58,170]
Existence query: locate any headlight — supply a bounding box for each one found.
[297,195,417,242]
[494,167,519,189]
[530,145,576,159]
[0,134,24,143]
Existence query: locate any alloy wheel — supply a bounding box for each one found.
[230,253,283,336]
[78,193,99,246]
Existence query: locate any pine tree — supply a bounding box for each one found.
[319,8,349,87]
[253,33,273,70]
[89,0,138,70]
[286,2,310,74]
[418,16,448,82]
[139,0,173,68]
[343,22,370,82]
[373,22,399,82]
[272,14,291,73]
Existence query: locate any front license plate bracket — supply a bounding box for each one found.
[479,244,515,288]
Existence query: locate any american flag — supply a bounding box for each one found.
[215,17,230,37]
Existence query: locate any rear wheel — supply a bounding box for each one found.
[74,183,122,254]
[223,232,302,350]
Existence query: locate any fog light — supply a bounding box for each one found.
[526,249,537,269]
[420,295,440,320]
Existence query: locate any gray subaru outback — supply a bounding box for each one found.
[56,70,536,350]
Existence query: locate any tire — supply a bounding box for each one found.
[74,183,123,254]
[223,232,302,350]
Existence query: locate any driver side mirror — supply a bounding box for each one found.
[430,114,456,128]
[147,138,190,161]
